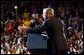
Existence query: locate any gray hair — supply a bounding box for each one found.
[43,8,54,16]
[42,8,54,19]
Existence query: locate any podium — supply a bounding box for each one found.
[26,33,47,49]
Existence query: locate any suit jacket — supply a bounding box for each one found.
[26,16,69,52]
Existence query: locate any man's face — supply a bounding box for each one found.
[46,10,53,18]
[42,10,52,19]
[45,10,52,18]
[42,8,54,20]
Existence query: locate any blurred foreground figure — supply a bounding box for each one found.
[22,8,69,54]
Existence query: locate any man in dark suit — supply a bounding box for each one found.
[22,8,69,54]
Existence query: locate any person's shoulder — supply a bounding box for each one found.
[49,16,55,18]
[49,16,59,19]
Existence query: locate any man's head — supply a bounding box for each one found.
[42,8,54,20]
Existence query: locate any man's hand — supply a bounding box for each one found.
[22,26,28,32]
[18,26,28,33]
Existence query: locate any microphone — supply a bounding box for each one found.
[41,31,49,40]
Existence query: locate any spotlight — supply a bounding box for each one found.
[14,6,17,9]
